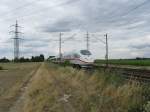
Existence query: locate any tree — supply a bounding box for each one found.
[0,57,10,63]
[31,54,45,62]
[39,54,44,61]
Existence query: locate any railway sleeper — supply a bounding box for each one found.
[122,72,150,79]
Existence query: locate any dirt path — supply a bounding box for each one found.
[8,63,42,112]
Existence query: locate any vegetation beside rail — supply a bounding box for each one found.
[95,59,150,66]
[23,63,150,112]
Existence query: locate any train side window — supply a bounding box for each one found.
[74,53,80,58]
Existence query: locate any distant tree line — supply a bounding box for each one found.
[31,54,45,62]
[135,57,150,60]
[0,54,45,63]
[119,58,150,60]
[0,57,10,63]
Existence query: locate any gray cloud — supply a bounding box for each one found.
[130,43,150,49]
[42,17,83,32]
[0,0,150,59]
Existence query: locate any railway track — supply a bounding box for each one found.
[121,69,150,83]
[94,65,150,83]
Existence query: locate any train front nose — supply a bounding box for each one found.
[84,57,94,63]
[81,57,94,68]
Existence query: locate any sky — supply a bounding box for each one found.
[0,0,150,59]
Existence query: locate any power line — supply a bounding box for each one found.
[0,0,147,30]
[0,0,80,23]
[97,0,150,24]
[59,33,77,59]
[122,0,149,17]
[91,34,106,44]
[62,34,77,43]
[0,0,42,19]
[75,0,150,31]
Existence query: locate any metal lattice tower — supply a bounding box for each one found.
[10,20,22,61]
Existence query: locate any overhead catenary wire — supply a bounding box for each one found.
[0,0,147,29]
[75,0,150,31]
[109,0,150,30]
[43,32,77,59]
[2,0,146,33]
[0,0,43,19]
[20,32,78,58]
[91,33,109,67]
[0,0,80,23]
[121,0,150,17]
[95,0,150,25]
[62,34,77,43]
[91,34,106,44]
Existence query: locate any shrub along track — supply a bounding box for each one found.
[57,63,150,83]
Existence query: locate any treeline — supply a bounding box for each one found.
[0,57,10,63]
[15,54,45,62]
[136,57,150,60]
[0,54,45,63]
[95,57,150,61]
[113,58,150,60]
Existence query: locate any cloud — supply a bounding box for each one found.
[130,43,150,49]
[0,0,150,59]
[42,17,84,32]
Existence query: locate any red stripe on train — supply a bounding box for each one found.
[64,58,92,64]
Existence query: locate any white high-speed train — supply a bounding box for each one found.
[62,50,94,68]
[50,50,94,68]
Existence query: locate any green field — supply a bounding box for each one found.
[95,59,150,66]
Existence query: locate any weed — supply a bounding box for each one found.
[23,63,149,112]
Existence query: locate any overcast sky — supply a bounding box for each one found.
[0,0,150,59]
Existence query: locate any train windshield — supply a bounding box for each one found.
[80,50,92,55]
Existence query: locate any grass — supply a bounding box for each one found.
[95,59,150,66]
[23,63,150,112]
[0,62,40,112]
[0,66,3,70]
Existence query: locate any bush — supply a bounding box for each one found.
[60,60,72,67]
[0,57,10,63]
